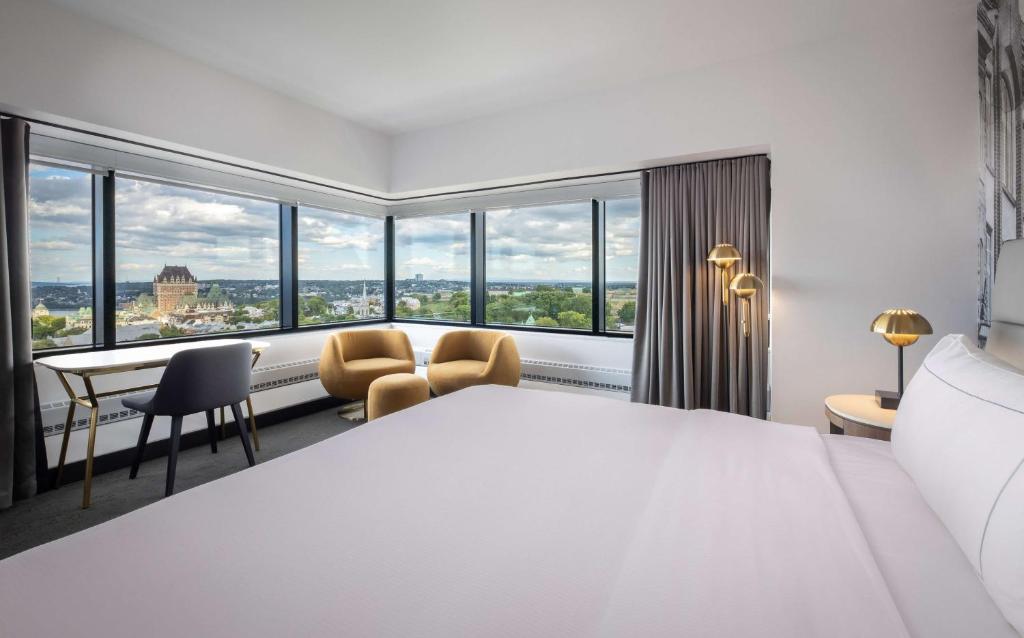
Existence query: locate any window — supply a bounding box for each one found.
[27,164,94,350]
[394,213,471,321]
[297,206,385,325]
[114,178,280,342]
[605,197,640,333]
[485,201,593,330]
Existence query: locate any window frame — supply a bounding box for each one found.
[30,161,639,359]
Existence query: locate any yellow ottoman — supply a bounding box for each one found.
[367,373,430,420]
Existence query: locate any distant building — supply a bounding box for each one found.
[524,314,536,326]
[32,302,49,318]
[66,307,93,330]
[399,296,422,310]
[154,265,198,314]
[414,273,424,281]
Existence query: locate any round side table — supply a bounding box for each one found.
[824,394,896,442]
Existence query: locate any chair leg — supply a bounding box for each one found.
[165,415,183,497]
[205,410,218,454]
[231,403,256,467]
[245,396,260,452]
[129,414,155,479]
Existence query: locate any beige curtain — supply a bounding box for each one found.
[631,156,770,418]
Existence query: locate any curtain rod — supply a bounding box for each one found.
[2,112,766,204]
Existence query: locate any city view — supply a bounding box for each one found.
[27,164,640,350]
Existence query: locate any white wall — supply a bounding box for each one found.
[0,0,390,192]
[390,4,979,429]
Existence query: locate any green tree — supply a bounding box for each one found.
[617,301,636,325]
[159,324,187,338]
[535,317,559,327]
[32,316,66,340]
[557,310,590,330]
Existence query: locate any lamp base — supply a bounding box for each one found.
[875,390,901,410]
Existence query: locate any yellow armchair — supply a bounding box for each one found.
[427,330,521,396]
[319,330,416,407]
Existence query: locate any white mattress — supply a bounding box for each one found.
[0,386,1013,637]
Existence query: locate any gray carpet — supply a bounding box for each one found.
[0,406,362,560]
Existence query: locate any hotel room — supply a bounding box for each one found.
[0,0,1018,636]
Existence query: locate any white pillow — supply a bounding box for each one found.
[893,334,1024,634]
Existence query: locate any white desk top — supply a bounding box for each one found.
[35,339,270,374]
[824,394,896,430]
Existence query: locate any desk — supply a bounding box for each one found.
[35,339,270,508]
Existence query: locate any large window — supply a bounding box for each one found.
[114,178,280,342]
[27,165,95,350]
[297,206,385,325]
[605,197,640,333]
[394,213,471,321]
[485,201,593,330]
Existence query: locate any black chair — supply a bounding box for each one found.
[123,342,256,497]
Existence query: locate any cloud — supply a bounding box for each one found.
[31,240,76,251]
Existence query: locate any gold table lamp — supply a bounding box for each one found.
[729,273,763,337]
[707,244,741,305]
[870,308,932,409]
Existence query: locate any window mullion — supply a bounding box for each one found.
[471,211,486,325]
[593,199,605,335]
[280,204,298,330]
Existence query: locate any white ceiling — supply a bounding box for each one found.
[45,0,966,135]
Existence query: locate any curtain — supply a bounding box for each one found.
[0,117,39,509]
[631,156,770,418]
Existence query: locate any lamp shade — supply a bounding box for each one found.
[707,243,741,268]
[870,308,933,347]
[729,273,763,299]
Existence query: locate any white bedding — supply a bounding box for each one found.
[0,386,1009,637]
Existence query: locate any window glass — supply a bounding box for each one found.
[485,201,593,330]
[298,206,385,325]
[114,178,280,342]
[394,213,471,321]
[28,164,94,350]
[605,197,640,333]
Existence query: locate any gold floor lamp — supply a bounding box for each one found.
[730,273,764,337]
[707,243,741,305]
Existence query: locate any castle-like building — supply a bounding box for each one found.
[154,265,198,314]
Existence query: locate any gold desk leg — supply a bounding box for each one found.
[53,370,81,489]
[81,377,100,509]
[245,396,260,452]
[54,402,76,488]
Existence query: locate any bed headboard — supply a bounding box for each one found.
[987,238,1024,369]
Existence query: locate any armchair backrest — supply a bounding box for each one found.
[430,330,507,364]
[330,329,414,363]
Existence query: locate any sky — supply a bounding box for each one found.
[27,165,93,283]
[298,206,385,280]
[28,163,640,285]
[394,198,640,283]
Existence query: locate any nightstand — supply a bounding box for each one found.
[824,394,896,442]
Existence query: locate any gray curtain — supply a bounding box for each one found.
[0,117,39,509]
[631,156,770,417]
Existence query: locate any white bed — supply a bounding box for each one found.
[0,384,1016,637]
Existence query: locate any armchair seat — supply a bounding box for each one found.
[427,330,520,396]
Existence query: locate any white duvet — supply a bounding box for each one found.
[0,386,910,637]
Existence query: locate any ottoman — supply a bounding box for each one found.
[367,373,430,420]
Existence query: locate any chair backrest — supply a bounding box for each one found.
[150,342,253,416]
